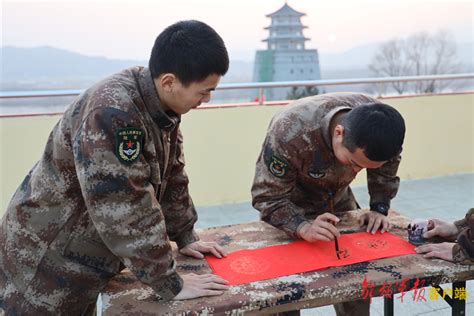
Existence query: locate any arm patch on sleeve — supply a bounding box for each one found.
[115,128,144,165]
[268,155,289,178]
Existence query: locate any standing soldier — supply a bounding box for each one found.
[1,20,229,315]
[251,93,406,315]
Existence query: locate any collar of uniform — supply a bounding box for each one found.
[138,67,181,131]
[320,105,352,151]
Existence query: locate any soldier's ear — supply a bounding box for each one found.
[334,125,344,137]
[159,73,176,93]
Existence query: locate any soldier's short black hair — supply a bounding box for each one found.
[149,20,229,86]
[341,103,405,161]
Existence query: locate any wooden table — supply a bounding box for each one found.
[101,211,473,315]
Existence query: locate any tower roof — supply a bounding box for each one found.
[266,2,306,17]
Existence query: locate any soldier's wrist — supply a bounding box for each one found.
[447,223,460,239]
[370,202,389,216]
[176,230,200,249]
[152,270,184,301]
[296,221,311,239]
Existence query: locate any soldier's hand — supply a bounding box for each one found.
[423,219,458,241]
[415,242,455,262]
[173,273,229,300]
[359,211,390,234]
[179,241,227,259]
[298,213,340,242]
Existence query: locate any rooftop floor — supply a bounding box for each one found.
[195,173,474,315]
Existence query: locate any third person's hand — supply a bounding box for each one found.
[423,218,458,241]
[415,242,455,262]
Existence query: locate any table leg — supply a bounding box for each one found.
[384,296,394,316]
[451,281,466,316]
[434,281,466,316]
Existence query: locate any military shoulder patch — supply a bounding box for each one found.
[115,128,144,165]
[268,155,289,178]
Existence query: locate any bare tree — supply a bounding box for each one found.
[368,39,410,94]
[368,30,461,94]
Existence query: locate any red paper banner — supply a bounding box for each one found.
[206,232,415,285]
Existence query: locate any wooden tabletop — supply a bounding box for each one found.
[101,211,473,315]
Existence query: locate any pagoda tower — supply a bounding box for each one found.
[253,2,321,100]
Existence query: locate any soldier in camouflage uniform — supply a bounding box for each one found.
[251,93,406,315]
[0,20,230,315]
[416,208,474,264]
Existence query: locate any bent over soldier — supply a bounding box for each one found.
[1,20,230,315]
[251,93,406,315]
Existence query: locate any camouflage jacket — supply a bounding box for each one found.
[453,208,474,264]
[251,93,401,238]
[0,67,198,300]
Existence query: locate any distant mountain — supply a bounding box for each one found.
[1,42,471,92]
[457,42,474,67]
[2,46,143,81]
[319,42,380,72]
[0,46,254,91]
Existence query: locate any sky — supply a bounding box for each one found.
[2,0,473,61]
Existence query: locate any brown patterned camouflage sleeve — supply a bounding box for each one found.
[453,208,474,264]
[161,129,199,249]
[251,134,309,239]
[73,107,182,300]
[367,154,402,212]
[454,208,471,231]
